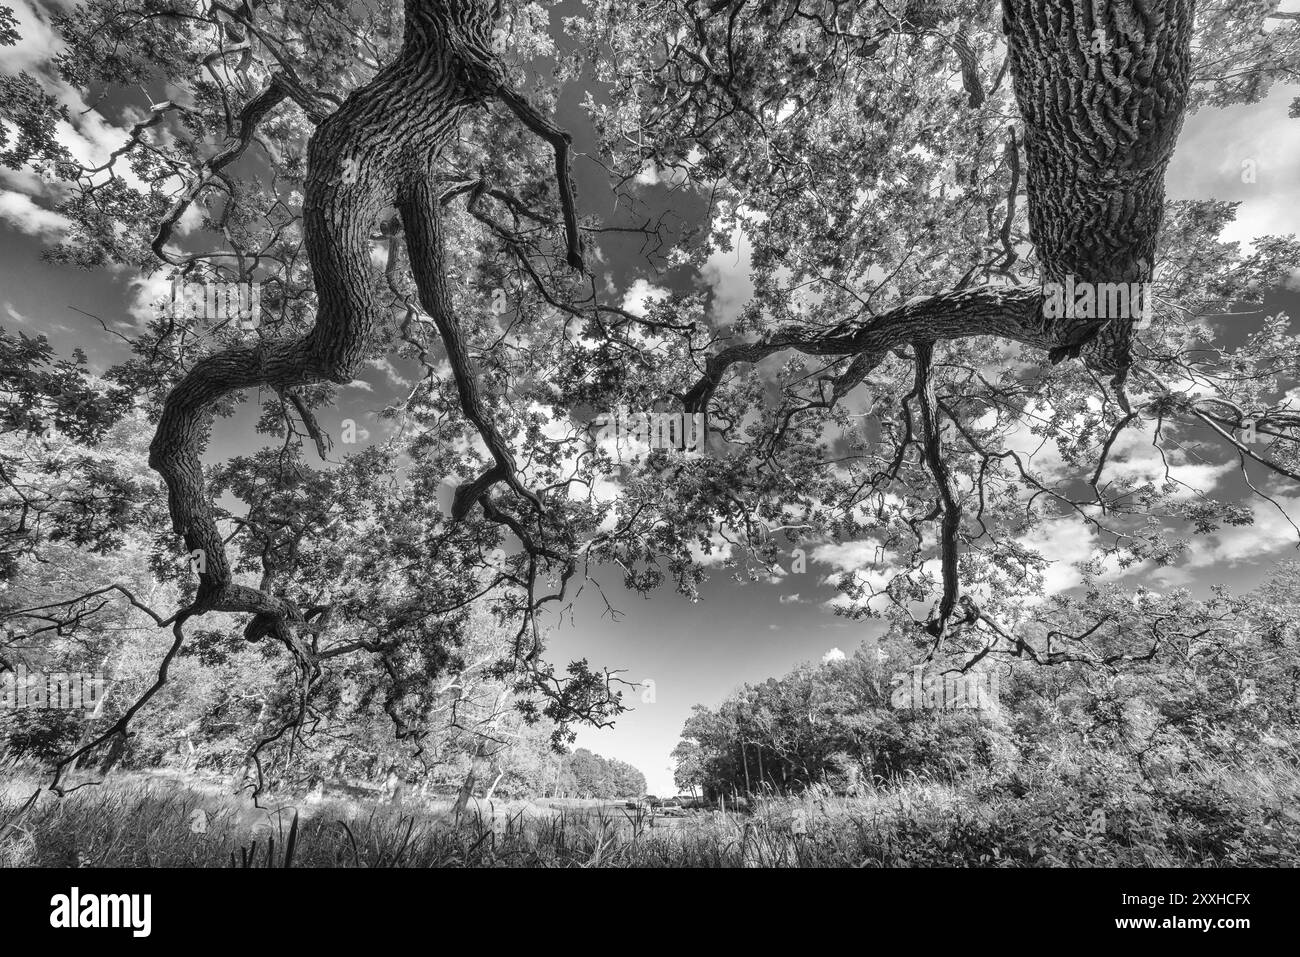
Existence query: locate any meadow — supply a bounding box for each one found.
[3,758,1298,868]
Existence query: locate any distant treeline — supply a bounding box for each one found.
[674,566,1300,805]
[556,748,647,799]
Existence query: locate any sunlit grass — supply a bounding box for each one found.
[4,758,1298,867]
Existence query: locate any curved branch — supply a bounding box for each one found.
[683,284,1050,412]
[151,74,292,265]
[494,86,586,271]
[49,613,191,796]
[913,341,961,636]
[398,176,544,520]
[148,1,511,633]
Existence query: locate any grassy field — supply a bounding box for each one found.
[3,759,1299,867]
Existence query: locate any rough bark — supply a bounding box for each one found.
[148,1,579,642]
[1002,0,1195,375]
[398,177,542,520]
[684,285,1050,412]
[686,2,1195,407]
[676,3,1196,644]
[143,1,1197,664]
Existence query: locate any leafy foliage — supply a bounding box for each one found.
[0,0,1298,816]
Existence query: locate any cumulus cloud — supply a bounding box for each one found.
[0,189,70,240]
[366,357,413,389]
[633,147,703,187]
[3,1,167,214]
[821,647,847,664]
[687,528,734,567]
[1163,494,1300,579]
[3,0,62,74]
[1002,399,1233,500]
[813,511,1123,617]
[124,272,174,329]
[1166,82,1300,250]
[620,277,669,317]
[700,223,753,324]
[1013,514,1111,598]
[811,539,887,572]
[634,162,688,188]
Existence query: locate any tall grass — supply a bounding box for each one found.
[3,757,1298,866]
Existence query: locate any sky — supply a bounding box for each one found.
[3,0,1300,795]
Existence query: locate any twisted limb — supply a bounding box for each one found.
[149,2,583,648]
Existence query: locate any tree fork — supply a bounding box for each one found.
[149,0,579,634]
[686,3,1196,419]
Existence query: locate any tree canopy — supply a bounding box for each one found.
[2,0,1299,792]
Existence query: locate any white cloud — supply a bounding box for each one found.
[1003,398,1233,500]
[366,357,413,389]
[700,223,753,324]
[175,202,205,237]
[634,162,688,188]
[1099,427,1233,499]
[633,147,702,187]
[1176,494,1300,572]
[124,272,174,329]
[814,514,1120,615]
[2,2,152,204]
[0,189,70,239]
[56,108,149,195]
[818,539,896,615]
[1014,515,1105,597]
[620,278,669,317]
[1166,83,1300,249]
[811,539,886,572]
[0,122,45,196]
[687,529,733,567]
[4,302,30,325]
[821,647,847,664]
[2,1,63,74]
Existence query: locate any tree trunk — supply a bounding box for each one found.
[484,769,505,802]
[1002,0,1195,375]
[452,743,488,821]
[452,766,477,821]
[97,731,127,775]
